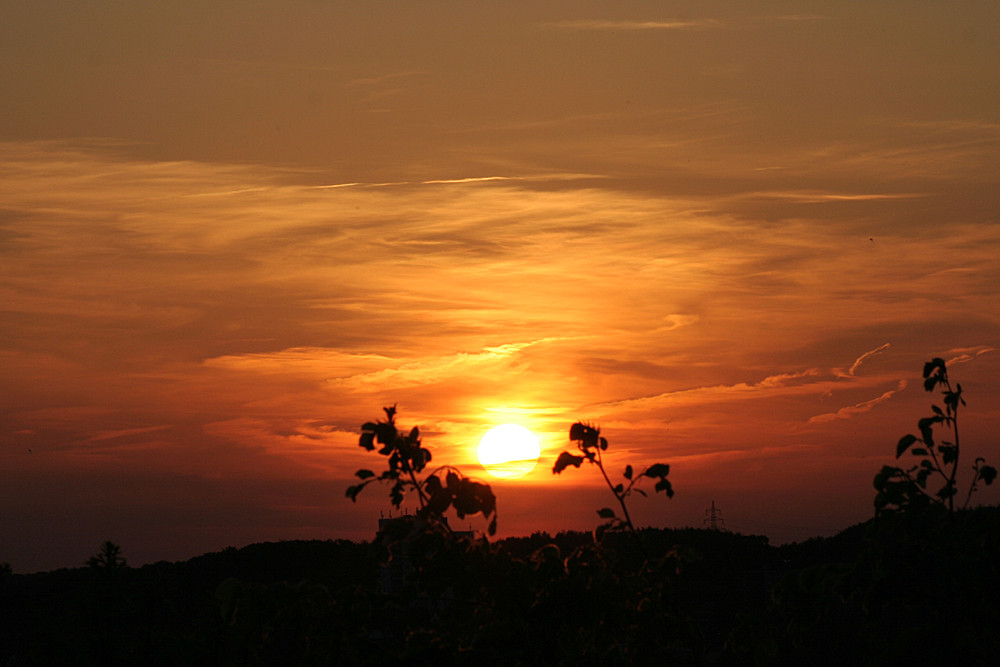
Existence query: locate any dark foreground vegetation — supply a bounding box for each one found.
[3,507,999,666]
[5,358,996,664]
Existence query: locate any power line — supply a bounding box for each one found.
[704,500,725,531]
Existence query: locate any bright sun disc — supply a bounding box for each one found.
[477,424,541,479]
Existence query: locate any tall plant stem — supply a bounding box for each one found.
[408,467,429,508]
[942,376,960,514]
[595,448,647,558]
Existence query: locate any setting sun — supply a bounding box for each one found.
[477,424,542,479]
[3,1,1000,575]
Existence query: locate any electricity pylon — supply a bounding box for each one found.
[704,500,725,531]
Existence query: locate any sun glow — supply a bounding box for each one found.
[477,424,541,479]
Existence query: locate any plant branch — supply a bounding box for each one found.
[408,467,428,508]
[946,383,960,513]
[595,447,646,557]
[900,468,943,506]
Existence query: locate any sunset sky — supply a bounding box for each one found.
[3,1,999,572]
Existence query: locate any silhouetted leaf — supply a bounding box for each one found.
[599,437,608,450]
[375,423,396,445]
[635,488,647,497]
[923,358,944,378]
[922,358,946,390]
[553,451,585,474]
[570,422,600,448]
[453,478,496,519]
[597,508,616,519]
[918,416,941,443]
[655,479,674,498]
[896,434,918,458]
[624,465,633,480]
[413,447,431,472]
[424,474,442,495]
[940,445,957,465]
[425,481,451,516]
[613,483,623,495]
[980,465,997,485]
[345,484,365,502]
[911,448,929,456]
[359,432,375,451]
[643,463,670,478]
[488,514,497,536]
[355,469,375,480]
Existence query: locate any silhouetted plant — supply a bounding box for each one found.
[874,357,996,515]
[553,422,673,551]
[346,406,498,535]
[87,540,127,571]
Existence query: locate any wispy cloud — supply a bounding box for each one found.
[342,70,429,88]
[304,173,602,190]
[590,368,827,415]
[808,380,907,425]
[945,346,995,367]
[842,343,891,377]
[330,340,558,391]
[548,19,720,31]
[205,348,393,375]
[82,425,173,442]
[421,176,519,185]
[746,191,926,204]
[655,314,700,332]
[772,15,828,22]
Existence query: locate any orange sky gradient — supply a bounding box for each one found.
[3,2,1000,572]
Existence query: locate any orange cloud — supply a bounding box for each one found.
[807,381,908,425]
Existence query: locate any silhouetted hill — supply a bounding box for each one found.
[3,510,999,665]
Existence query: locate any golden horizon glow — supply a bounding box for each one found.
[477,424,542,479]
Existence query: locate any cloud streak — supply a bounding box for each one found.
[808,381,907,425]
[549,20,720,31]
[846,343,892,377]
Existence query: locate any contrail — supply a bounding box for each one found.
[848,342,891,376]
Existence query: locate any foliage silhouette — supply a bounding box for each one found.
[87,540,127,572]
[553,422,673,552]
[345,406,498,535]
[727,358,1000,664]
[874,357,996,515]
